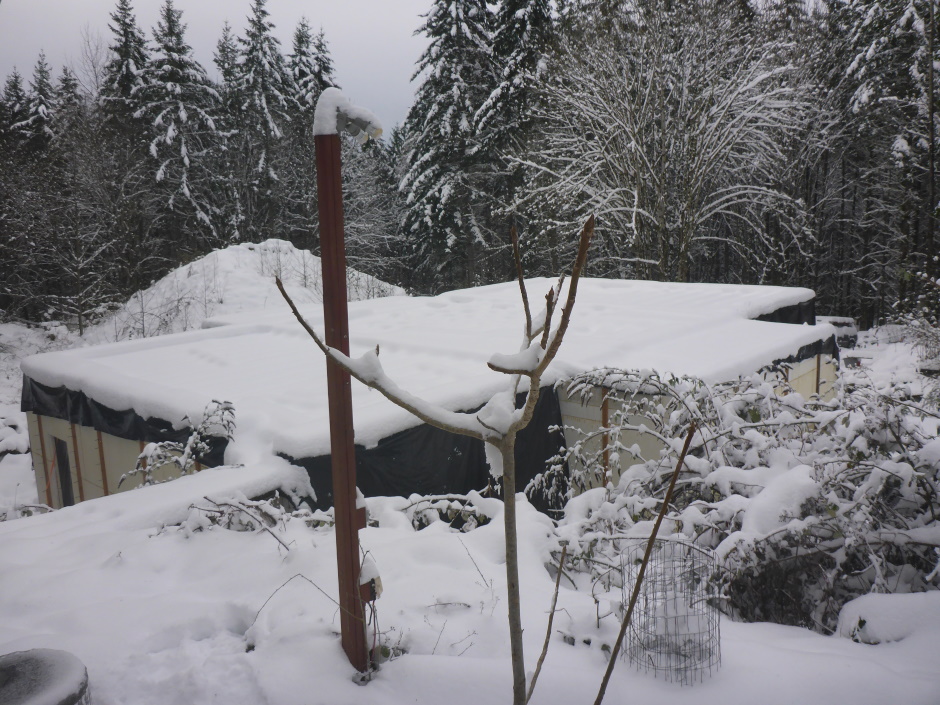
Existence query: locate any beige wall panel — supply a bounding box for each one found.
[819,357,838,401]
[74,424,104,501]
[101,434,146,494]
[37,416,78,508]
[559,386,666,493]
[25,412,47,505]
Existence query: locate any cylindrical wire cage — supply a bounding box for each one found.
[621,538,721,685]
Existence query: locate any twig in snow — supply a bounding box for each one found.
[526,544,568,704]
[459,536,489,585]
[431,620,448,655]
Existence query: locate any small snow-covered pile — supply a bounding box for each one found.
[85,239,405,343]
[838,591,940,646]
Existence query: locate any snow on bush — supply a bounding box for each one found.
[544,365,940,633]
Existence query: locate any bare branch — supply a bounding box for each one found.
[275,277,485,441]
[510,216,596,436]
[539,282,560,351]
[511,225,534,342]
[526,544,568,703]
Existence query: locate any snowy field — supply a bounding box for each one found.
[2,251,940,704]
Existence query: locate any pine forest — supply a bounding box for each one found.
[1,0,939,332]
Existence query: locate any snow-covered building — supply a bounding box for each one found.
[20,278,838,510]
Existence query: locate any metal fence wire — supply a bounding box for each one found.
[621,538,721,685]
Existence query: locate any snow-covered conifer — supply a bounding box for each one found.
[135,0,222,243]
[101,0,149,128]
[473,0,552,152]
[15,52,57,153]
[234,0,293,144]
[0,69,28,146]
[289,19,338,118]
[400,0,497,291]
[228,0,295,241]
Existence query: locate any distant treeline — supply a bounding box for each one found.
[1,0,938,330]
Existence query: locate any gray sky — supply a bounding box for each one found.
[0,0,431,132]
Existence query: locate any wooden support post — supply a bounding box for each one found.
[601,392,610,483]
[315,131,369,673]
[815,353,821,395]
[36,415,52,507]
[96,431,109,496]
[70,423,85,502]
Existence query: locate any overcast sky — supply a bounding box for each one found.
[0,0,431,132]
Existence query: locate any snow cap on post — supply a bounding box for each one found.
[313,86,383,141]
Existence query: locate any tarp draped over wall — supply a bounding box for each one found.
[22,376,568,511]
[774,335,840,364]
[21,377,228,466]
[287,390,568,513]
[757,299,816,326]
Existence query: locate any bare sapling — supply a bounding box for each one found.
[593,421,697,705]
[276,215,594,705]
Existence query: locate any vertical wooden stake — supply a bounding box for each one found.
[315,132,369,673]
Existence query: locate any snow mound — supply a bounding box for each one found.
[85,239,405,343]
[837,591,940,645]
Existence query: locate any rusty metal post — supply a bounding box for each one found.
[315,132,369,673]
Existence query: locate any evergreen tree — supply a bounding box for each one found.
[213,22,239,116]
[136,0,222,248]
[16,52,56,153]
[842,0,940,306]
[400,0,497,291]
[231,0,295,240]
[1,69,29,147]
[280,20,339,252]
[54,66,83,113]
[474,0,552,151]
[289,19,338,117]
[102,0,149,128]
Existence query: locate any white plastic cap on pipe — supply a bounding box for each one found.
[313,87,383,142]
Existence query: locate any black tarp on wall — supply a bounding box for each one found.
[21,377,228,466]
[286,389,568,513]
[757,299,816,325]
[23,375,567,511]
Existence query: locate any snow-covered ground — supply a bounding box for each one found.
[1,467,939,705]
[2,259,939,704]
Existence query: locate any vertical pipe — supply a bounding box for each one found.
[315,132,369,673]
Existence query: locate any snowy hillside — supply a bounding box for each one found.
[85,239,406,343]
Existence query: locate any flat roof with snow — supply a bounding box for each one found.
[21,278,835,462]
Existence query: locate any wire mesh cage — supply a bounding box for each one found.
[621,538,721,685]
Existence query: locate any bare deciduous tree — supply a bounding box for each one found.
[515,0,809,282]
[277,215,594,705]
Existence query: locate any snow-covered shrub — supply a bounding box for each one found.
[402,494,495,532]
[119,400,235,488]
[546,367,940,633]
[898,268,940,381]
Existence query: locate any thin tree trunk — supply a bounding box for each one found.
[500,438,526,705]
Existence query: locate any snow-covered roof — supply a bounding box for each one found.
[21,278,835,462]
